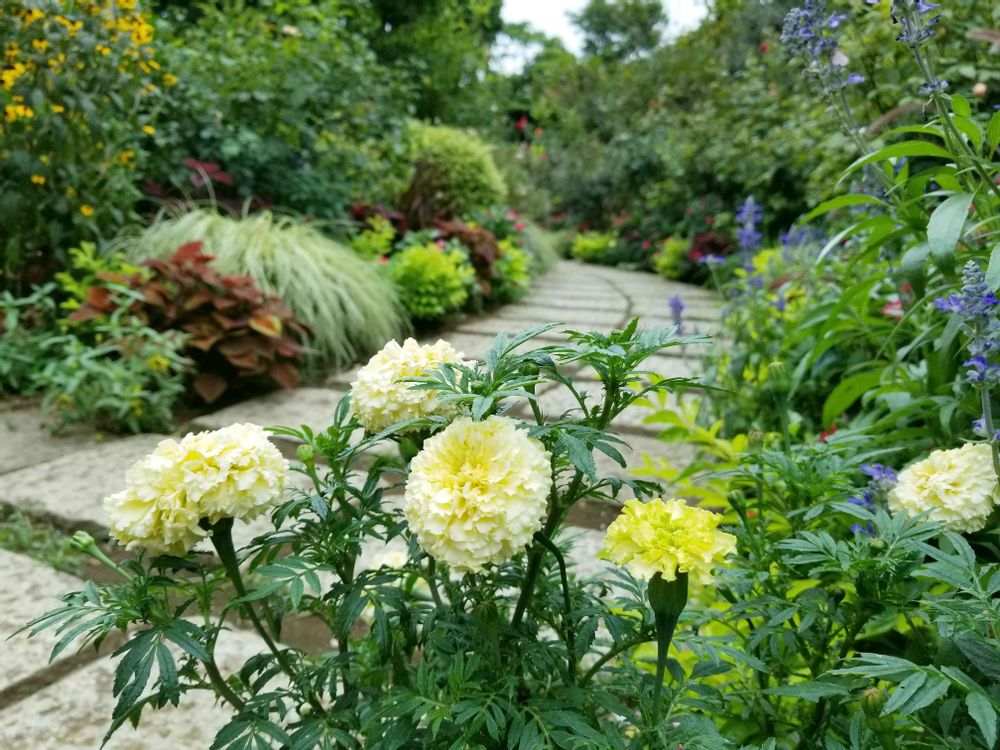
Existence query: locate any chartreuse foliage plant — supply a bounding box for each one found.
[120,208,410,368]
[387,241,475,322]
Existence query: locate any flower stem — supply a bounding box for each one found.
[579,632,651,685]
[205,518,324,714]
[648,572,688,726]
[533,531,576,681]
[980,387,1000,484]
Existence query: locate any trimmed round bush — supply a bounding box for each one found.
[400,125,506,226]
[119,208,410,368]
[388,243,474,322]
[570,232,617,264]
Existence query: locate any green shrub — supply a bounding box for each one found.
[0,0,169,290]
[652,236,692,280]
[35,313,190,434]
[350,215,396,260]
[399,124,506,226]
[151,1,411,218]
[492,240,532,304]
[570,231,617,263]
[0,283,57,394]
[387,242,474,322]
[119,208,410,368]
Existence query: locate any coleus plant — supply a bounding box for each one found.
[70,241,309,403]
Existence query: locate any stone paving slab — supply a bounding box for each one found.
[0,551,92,694]
[0,409,119,476]
[191,386,347,435]
[0,623,266,750]
[486,305,625,328]
[0,434,168,533]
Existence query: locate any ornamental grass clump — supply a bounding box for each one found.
[29,320,756,749]
[120,208,410,368]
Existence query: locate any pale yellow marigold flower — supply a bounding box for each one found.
[104,423,288,554]
[888,443,1000,533]
[351,338,469,433]
[600,498,736,584]
[404,416,551,572]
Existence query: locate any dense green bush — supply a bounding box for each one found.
[399,124,506,226]
[150,0,412,218]
[387,241,475,322]
[0,0,167,290]
[651,236,692,280]
[570,231,617,263]
[120,208,410,368]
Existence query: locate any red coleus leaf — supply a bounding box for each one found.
[67,305,105,323]
[171,241,210,266]
[249,313,282,338]
[269,360,300,390]
[183,289,215,311]
[187,333,222,351]
[193,372,229,403]
[83,285,114,312]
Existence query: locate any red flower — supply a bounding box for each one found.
[642,240,651,250]
[819,423,837,442]
[377,255,389,265]
[514,221,526,232]
[515,115,528,131]
[705,214,714,226]
[506,210,519,219]
[759,42,769,53]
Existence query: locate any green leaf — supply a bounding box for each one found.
[558,432,597,481]
[901,242,930,298]
[842,141,954,179]
[822,368,883,426]
[927,193,973,272]
[984,243,1000,292]
[883,671,928,716]
[800,194,887,223]
[951,94,971,117]
[966,691,998,747]
[988,111,1000,152]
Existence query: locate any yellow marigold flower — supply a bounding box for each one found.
[600,498,736,584]
[404,416,551,572]
[889,443,1000,533]
[104,424,288,554]
[30,174,45,185]
[351,338,469,433]
[142,124,154,135]
[163,72,178,87]
[24,8,44,25]
[80,204,94,216]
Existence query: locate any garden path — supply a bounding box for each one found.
[0,260,720,748]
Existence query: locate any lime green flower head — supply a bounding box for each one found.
[600,498,735,585]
